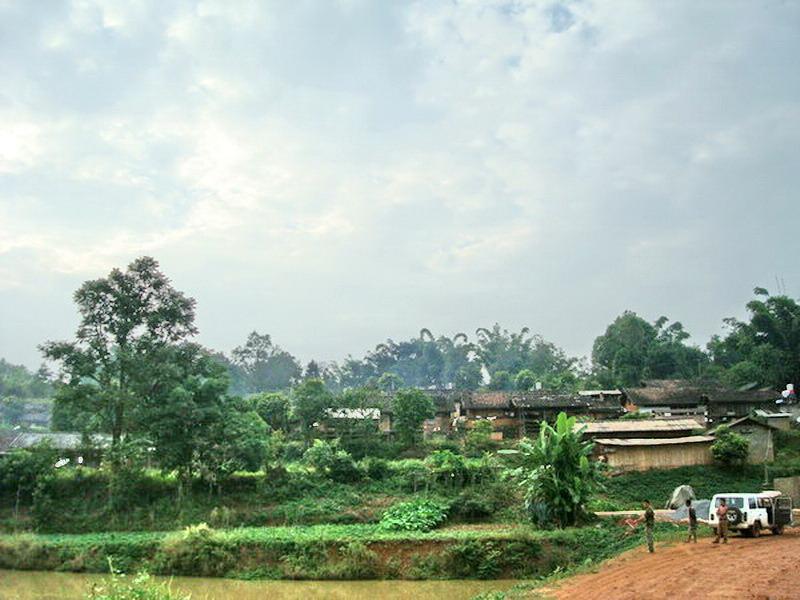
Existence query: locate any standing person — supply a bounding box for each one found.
[686,499,697,543]
[635,499,656,553]
[713,498,729,544]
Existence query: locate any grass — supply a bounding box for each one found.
[0,519,691,581]
[592,465,765,510]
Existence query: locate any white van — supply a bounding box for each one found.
[708,491,793,537]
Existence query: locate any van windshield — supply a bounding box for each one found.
[715,497,744,509]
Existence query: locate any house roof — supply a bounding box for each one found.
[578,390,623,396]
[623,380,779,407]
[623,380,711,407]
[461,392,514,410]
[511,392,622,411]
[0,432,110,453]
[594,435,716,447]
[712,414,782,433]
[577,418,703,435]
[325,408,380,420]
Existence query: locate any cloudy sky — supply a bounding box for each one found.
[1,0,799,369]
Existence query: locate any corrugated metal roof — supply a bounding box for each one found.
[578,418,702,434]
[1,432,110,451]
[594,435,715,447]
[325,408,381,420]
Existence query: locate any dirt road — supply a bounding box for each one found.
[546,529,800,599]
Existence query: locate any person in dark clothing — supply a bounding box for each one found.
[685,499,697,543]
[635,499,656,553]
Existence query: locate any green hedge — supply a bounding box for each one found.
[0,520,686,580]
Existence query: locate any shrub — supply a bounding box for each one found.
[154,524,235,577]
[303,439,362,483]
[86,569,190,600]
[360,457,390,481]
[512,412,603,528]
[425,450,469,487]
[712,425,750,466]
[378,499,449,532]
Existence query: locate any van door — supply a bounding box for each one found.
[775,497,793,527]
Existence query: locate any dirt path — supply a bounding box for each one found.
[544,529,800,600]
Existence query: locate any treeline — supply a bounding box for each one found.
[0,359,51,399]
[210,298,799,397]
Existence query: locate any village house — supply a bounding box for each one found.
[623,379,782,424]
[592,436,716,472]
[512,391,625,437]
[712,414,782,464]
[578,417,713,472]
[0,431,109,464]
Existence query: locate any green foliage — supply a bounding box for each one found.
[392,389,434,446]
[303,439,362,483]
[711,425,750,466]
[249,392,291,432]
[465,420,497,456]
[42,257,197,451]
[0,359,52,400]
[599,465,764,509]
[292,378,333,441]
[0,448,56,519]
[86,568,190,600]
[513,413,603,527]
[379,499,449,532]
[708,290,800,388]
[487,371,512,391]
[154,524,235,577]
[514,369,537,391]
[231,332,302,393]
[592,311,707,387]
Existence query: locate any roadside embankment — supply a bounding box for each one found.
[0,520,686,581]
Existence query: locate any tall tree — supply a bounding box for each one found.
[392,388,434,447]
[709,289,800,389]
[231,331,302,392]
[292,378,333,443]
[42,257,197,449]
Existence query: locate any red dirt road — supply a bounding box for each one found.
[546,529,800,599]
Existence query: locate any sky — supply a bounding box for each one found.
[1,0,799,370]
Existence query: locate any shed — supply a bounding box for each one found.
[594,436,715,472]
[712,415,780,464]
[577,418,704,440]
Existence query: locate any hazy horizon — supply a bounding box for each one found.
[2,1,799,370]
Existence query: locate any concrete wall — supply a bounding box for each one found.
[601,442,713,472]
[774,476,800,504]
[729,423,774,464]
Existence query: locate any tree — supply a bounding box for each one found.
[513,412,603,527]
[709,290,800,389]
[392,389,434,447]
[141,344,238,481]
[249,392,291,432]
[515,369,537,391]
[292,378,333,443]
[0,359,52,399]
[488,370,512,391]
[711,425,750,466]
[231,331,302,392]
[41,257,197,452]
[592,311,708,387]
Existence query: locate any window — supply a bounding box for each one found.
[715,497,744,509]
[749,498,757,509]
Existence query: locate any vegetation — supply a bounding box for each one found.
[86,567,190,600]
[711,425,750,466]
[0,519,687,581]
[512,413,603,527]
[378,499,449,532]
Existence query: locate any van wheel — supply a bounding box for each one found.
[772,525,784,535]
[751,522,761,538]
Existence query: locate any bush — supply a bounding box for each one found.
[360,457,390,481]
[712,425,750,466]
[86,569,190,600]
[378,499,449,532]
[153,524,235,577]
[303,439,362,483]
